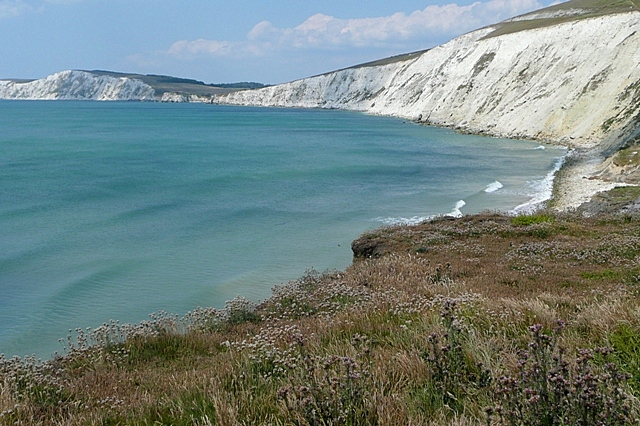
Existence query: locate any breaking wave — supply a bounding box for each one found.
[447,200,467,218]
[511,153,567,214]
[375,200,467,225]
[484,181,503,193]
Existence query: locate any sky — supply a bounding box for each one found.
[1,0,562,85]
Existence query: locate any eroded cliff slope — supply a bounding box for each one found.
[0,70,242,102]
[0,70,156,101]
[219,1,640,154]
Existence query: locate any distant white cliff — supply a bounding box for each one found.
[0,70,156,101]
[219,10,640,154]
[159,92,211,103]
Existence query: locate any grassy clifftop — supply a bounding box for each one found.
[2,211,640,425]
[484,0,640,39]
[85,71,268,97]
[317,0,640,75]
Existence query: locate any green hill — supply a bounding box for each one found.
[86,70,269,97]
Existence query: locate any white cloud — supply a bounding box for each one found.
[0,0,34,18]
[44,0,83,4]
[165,0,544,59]
[167,39,235,59]
[276,0,544,48]
[0,0,83,18]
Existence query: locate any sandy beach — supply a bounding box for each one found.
[551,149,631,212]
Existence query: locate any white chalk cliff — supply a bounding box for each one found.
[219,2,640,155]
[2,1,639,208]
[0,70,156,101]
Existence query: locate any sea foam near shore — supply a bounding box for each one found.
[485,181,504,193]
[511,152,567,214]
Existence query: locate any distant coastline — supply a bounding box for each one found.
[4,1,640,212]
[0,70,266,103]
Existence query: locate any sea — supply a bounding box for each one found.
[0,101,565,359]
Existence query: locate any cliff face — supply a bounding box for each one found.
[0,70,247,102]
[0,70,156,101]
[219,6,640,153]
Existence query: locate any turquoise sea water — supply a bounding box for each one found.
[0,101,564,358]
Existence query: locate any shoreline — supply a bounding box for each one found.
[549,148,634,213]
[510,148,567,214]
[430,120,636,215]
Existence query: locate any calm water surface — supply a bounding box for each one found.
[0,101,564,358]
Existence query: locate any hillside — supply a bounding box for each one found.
[0,70,156,101]
[2,211,640,424]
[86,71,237,98]
[483,0,640,38]
[86,71,268,97]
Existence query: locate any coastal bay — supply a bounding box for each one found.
[0,101,563,359]
[3,0,640,422]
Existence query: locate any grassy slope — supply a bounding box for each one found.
[5,2,640,424]
[310,0,640,77]
[85,70,246,97]
[311,49,431,78]
[2,211,640,425]
[482,0,640,39]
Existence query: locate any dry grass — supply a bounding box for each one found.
[2,211,640,425]
[482,0,640,40]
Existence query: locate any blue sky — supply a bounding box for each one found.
[1,0,561,84]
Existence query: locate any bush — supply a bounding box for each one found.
[417,301,491,416]
[225,296,261,325]
[493,322,631,426]
[278,334,377,426]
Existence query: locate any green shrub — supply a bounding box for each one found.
[493,322,631,426]
[418,301,491,416]
[225,296,261,325]
[609,324,640,393]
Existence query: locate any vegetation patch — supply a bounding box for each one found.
[493,322,631,426]
[472,52,496,78]
[614,147,640,168]
[610,324,640,392]
[581,268,620,280]
[511,213,555,226]
[482,0,640,40]
[3,211,640,424]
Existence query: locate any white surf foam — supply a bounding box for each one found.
[375,200,467,225]
[374,215,434,226]
[446,200,466,218]
[484,181,503,193]
[511,153,567,214]
[532,145,546,150]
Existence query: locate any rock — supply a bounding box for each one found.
[351,234,390,259]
